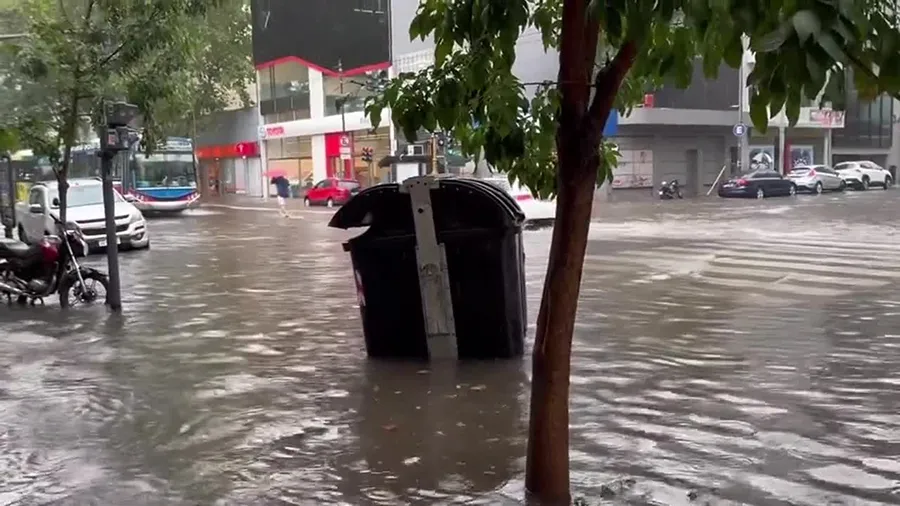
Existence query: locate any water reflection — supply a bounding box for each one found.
[345,361,528,505]
[0,195,899,504]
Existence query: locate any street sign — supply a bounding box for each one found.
[339,134,352,160]
[733,123,747,137]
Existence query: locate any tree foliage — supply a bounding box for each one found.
[0,0,251,226]
[147,0,254,137]
[369,0,900,199]
[369,0,900,503]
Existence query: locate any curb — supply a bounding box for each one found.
[202,203,335,214]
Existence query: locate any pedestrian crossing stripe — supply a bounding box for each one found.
[603,236,900,298]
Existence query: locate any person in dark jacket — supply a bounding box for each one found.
[271,175,291,217]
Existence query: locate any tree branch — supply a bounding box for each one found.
[585,40,638,134]
[92,3,163,72]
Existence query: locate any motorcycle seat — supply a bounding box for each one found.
[0,238,31,258]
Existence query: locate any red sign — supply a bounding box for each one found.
[265,125,285,137]
[325,132,354,158]
[643,94,655,108]
[195,141,259,160]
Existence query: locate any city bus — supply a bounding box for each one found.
[69,136,200,215]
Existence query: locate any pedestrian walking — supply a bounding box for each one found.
[271,175,291,217]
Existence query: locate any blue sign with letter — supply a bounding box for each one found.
[603,110,619,137]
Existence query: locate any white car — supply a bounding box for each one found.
[481,176,556,225]
[833,160,893,190]
[15,178,150,251]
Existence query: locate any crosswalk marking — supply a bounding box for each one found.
[597,236,900,298]
[655,244,899,265]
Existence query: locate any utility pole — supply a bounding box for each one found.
[736,36,748,174]
[338,59,346,133]
[98,100,138,312]
[338,59,349,179]
[430,135,438,175]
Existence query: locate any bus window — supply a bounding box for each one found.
[133,153,197,188]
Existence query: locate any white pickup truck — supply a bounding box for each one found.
[15,178,150,251]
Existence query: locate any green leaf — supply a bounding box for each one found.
[785,89,801,126]
[791,10,821,45]
[723,36,744,68]
[658,55,675,76]
[817,32,849,64]
[749,90,770,133]
[754,22,792,52]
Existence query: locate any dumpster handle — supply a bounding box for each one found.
[399,176,458,360]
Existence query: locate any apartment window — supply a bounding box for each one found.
[258,68,274,101]
[354,0,385,14]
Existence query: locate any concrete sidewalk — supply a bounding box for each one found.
[201,195,334,213]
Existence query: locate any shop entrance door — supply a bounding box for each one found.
[207,162,222,196]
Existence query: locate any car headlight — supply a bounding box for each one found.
[130,212,144,224]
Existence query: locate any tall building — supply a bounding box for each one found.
[252,0,392,191]
[245,0,896,198]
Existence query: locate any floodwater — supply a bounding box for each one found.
[1,190,899,505]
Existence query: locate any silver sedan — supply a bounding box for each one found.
[786,165,846,194]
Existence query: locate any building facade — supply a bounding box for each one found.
[245,0,895,199]
[251,0,393,195]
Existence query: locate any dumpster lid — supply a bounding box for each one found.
[328,176,526,231]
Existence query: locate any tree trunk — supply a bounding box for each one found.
[56,93,80,307]
[524,0,638,500]
[524,135,598,504]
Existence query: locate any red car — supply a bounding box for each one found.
[303,178,361,208]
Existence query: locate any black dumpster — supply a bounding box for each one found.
[328,176,527,360]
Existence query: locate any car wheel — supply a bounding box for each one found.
[862,177,870,190]
[789,184,797,196]
[326,198,334,208]
[756,187,765,199]
[814,182,823,195]
[17,225,28,244]
[884,176,892,189]
[303,197,311,207]
[838,181,846,192]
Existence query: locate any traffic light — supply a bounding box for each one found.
[361,146,374,163]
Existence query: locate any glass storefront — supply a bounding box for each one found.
[267,136,314,187]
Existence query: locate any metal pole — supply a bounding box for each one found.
[338,59,348,179]
[100,150,122,311]
[339,59,346,133]
[430,135,437,175]
[707,165,728,196]
[737,46,745,172]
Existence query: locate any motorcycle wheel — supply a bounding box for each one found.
[60,270,109,307]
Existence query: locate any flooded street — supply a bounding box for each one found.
[1,191,899,505]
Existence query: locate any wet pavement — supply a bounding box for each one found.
[1,190,900,505]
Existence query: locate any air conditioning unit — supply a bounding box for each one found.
[406,144,425,156]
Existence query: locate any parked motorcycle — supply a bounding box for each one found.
[0,215,108,306]
[659,180,684,199]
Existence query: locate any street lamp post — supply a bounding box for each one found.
[338,59,346,133]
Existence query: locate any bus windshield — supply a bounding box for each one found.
[133,152,197,188]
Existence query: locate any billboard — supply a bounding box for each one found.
[251,0,391,76]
